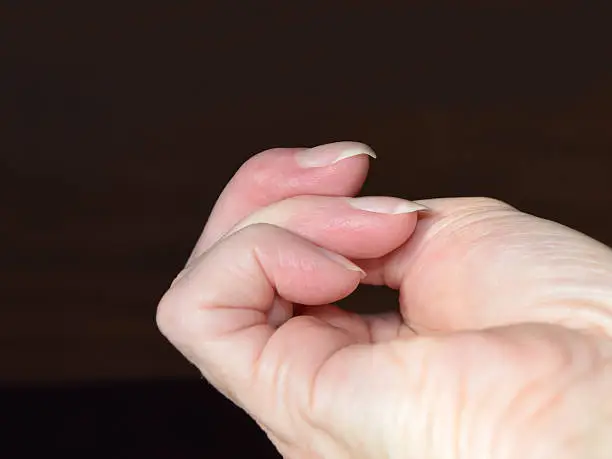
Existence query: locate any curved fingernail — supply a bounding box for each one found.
[348,196,429,214]
[295,141,376,168]
[268,297,293,328]
[318,246,366,277]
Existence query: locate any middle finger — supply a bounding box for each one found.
[191,141,377,260]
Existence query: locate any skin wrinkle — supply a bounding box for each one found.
[304,341,356,458]
[527,371,598,458]
[440,332,510,458]
[471,349,507,458]
[384,337,435,455]
[249,242,285,392]
[496,329,604,459]
[255,322,322,450]
[528,366,586,429]
[361,315,376,344]
[493,228,612,275]
[321,214,371,233]
[394,316,405,341]
[535,299,612,339]
[278,337,300,444]
[302,306,368,343]
[439,335,482,458]
[252,346,285,439]
[376,344,412,459]
[494,360,561,457]
[473,379,501,459]
[453,365,468,459]
[423,342,440,457]
[306,327,349,415]
[198,308,267,346]
[362,313,377,343]
[277,244,318,273]
[458,211,531,240]
[536,257,612,277]
[417,205,516,247]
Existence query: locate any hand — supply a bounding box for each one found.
[157,142,612,458]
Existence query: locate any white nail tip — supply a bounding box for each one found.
[295,142,376,168]
[332,146,377,164]
[391,201,429,214]
[318,247,366,276]
[348,197,428,215]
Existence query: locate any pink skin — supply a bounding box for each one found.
[190,143,372,260]
[157,142,612,458]
[359,197,612,336]
[225,195,421,259]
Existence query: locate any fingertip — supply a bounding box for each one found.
[253,233,363,306]
[194,144,374,256]
[231,195,421,260]
[317,245,367,278]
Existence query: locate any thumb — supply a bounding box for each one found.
[360,197,612,337]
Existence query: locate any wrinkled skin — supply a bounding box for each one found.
[157,142,612,458]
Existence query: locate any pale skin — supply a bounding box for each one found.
[157,141,612,458]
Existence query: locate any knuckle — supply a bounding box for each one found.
[155,267,196,338]
[155,289,178,338]
[237,148,287,188]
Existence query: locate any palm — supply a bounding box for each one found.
[254,198,612,458]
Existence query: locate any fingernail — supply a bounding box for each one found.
[318,247,366,277]
[348,196,429,214]
[268,297,293,328]
[295,141,376,168]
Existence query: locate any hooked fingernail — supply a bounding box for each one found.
[295,141,376,168]
[318,246,366,277]
[348,196,429,215]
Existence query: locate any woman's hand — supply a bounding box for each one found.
[157,142,612,458]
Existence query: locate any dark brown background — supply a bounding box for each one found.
[2,2,612,457]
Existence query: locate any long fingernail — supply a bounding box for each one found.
[318,247,366,277]
[348,196,429,214]
[295,141,376,168]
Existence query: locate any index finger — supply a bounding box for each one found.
[189,141,376,260]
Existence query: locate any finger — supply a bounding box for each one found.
[224,194,425,338]
[160,193,425,387]
[190,141,376,260]
[156,223,364,401]
[359,197,612,336]
[225,195,427,259]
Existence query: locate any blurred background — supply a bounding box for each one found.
[2,2,612,457]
